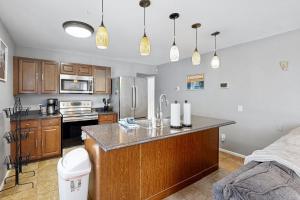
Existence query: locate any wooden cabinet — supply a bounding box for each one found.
[14,57,59,95]
[41,125,61,158]
[11,120,41,160]
[93,66,111,94]
[78,65,92,76]
[60,63,77,75]
[98,113,117,124]
[41,61,59,93]
[60,63,92,76]
[10,118,61,162]
[18,58,39,93]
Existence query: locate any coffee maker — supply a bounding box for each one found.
[47,98,58,115]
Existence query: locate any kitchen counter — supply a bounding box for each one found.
[82,115,235,152]
[93,107,117,115]
[10,110,62,121]
[84,115,235,199]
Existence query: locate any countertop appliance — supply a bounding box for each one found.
[111,77,148,119]
[60,100,98,147]
[47,98,59,115]
[60,74,93,94]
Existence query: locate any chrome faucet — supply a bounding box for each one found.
[159,94,169,121]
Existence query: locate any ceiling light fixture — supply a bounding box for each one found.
[63,21,94,38]
[96,0,109,49]
[191,23,201,66]
[169,13,180,62]
[139,0,151,56]
[211,31,220,69]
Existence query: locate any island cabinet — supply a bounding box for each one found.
[93,66,111,94]
[85,128,219,200]
[13,57,59,95]
[98,113,117,124]
[10,118,61,162]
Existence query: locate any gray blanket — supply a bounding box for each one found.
[213,161,300,200]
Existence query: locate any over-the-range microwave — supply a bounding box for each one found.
[60,74,93,94]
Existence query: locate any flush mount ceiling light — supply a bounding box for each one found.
[96,0,109,49]
[139,0,151,56]
[191,23,201,66]
[211,31,221,69]
[63,21,94,38]
[169,13,180,62]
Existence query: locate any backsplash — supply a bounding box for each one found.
[19,94,110,110]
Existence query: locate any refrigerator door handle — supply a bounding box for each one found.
[131,86,134,109]
[134,86,137,109]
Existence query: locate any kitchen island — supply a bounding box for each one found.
[82,116,235,200]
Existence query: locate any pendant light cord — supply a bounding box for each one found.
[173,19,176,45]
[101,0,104,26]
[195,28,198,50]
[143,7,146,36]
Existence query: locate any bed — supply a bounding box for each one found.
[213,127,300,200]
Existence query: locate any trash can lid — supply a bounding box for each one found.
[62,148,90,172]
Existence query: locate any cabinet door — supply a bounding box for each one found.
[41,126,61,158]
[18,59,39,93]
[98,114,117,124]
[93,66,111,94]
[78,65,92,76]
[41,61,59,93]
[60,63,77,75]
[10,127,41,161]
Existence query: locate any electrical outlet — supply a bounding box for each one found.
[238,105,243,112]
[221,134,226,142]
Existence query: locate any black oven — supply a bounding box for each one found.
[62,119,98,148]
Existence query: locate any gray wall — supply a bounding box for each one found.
[156,29,300,156]
[0,19,15,185]
[15,46,157,108]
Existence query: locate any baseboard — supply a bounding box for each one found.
[0,170,9,191]
[219,148,246,159]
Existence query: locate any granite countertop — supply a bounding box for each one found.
[93,108,117,115]
[10,110,62,121]
[82,115,235,152]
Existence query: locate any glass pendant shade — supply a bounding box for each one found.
[192,49,201,66]
[170,44,179,62]
[96,25,109,49]
[211,54,220,68]
[140,35,151,56]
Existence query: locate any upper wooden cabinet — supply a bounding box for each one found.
[14,57,59,95]
[60,63,92,76]
[93,66,111,94]
[18,58,39,94]
[78,65,92,76]
[42,61,59,94]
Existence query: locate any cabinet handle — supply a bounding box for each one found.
[36,73,38,80]
[42,73,44,81]
[35,140,38,149]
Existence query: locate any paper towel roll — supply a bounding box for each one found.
[170,101,181,127]
[183,100,192,126]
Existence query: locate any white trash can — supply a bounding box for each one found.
[57,148,91,200]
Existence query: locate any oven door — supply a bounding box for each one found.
[60,74,93,94]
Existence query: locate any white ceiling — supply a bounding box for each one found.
[0,0,300,66]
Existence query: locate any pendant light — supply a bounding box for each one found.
[169,13,180,62]
[191,23,201,66]
[139,0,151,56]
[96,0,109,49]
[211,31,220,68]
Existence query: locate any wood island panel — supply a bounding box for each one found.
[85,127,219,200]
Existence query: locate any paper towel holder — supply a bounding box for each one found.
[183,100,192,127]
[170,101,183,129]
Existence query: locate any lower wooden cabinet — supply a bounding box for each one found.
[10,118,61,162]
[98,113,117,124]
[41,126,61,158]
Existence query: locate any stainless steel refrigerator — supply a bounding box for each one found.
[111,77,148,119]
